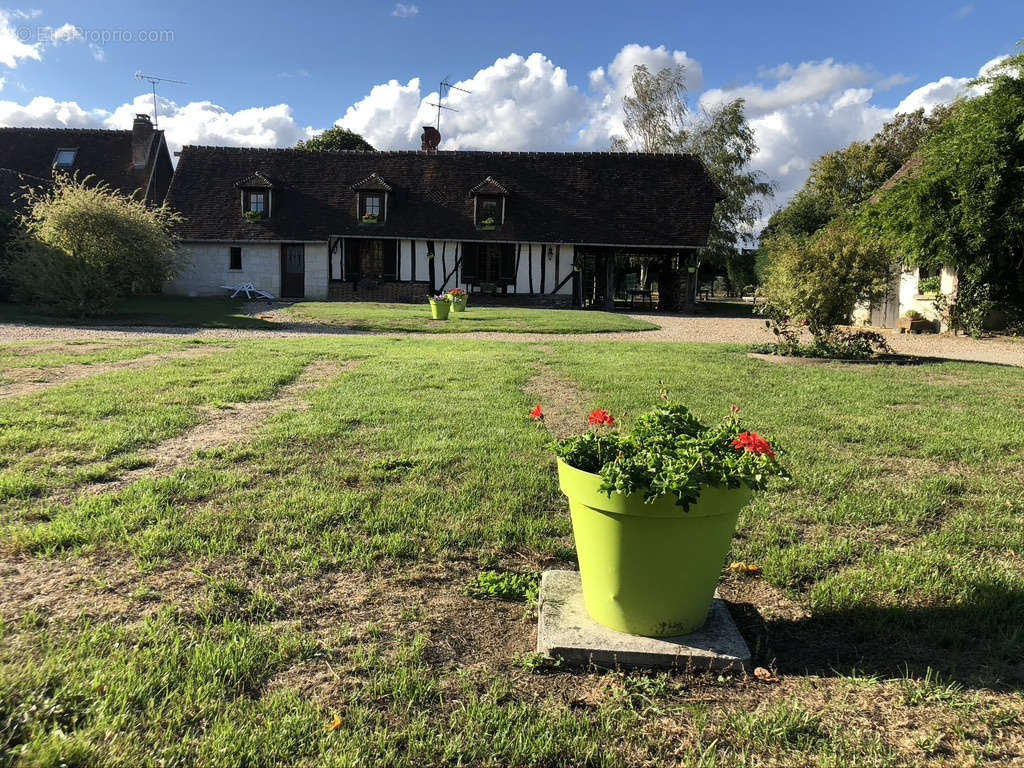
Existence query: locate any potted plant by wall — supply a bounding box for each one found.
[361,213,379,225]
[480,216,497,231]
[243,210,263,223]
[898,310,934,334]
[428,293,451,320]
[448,288,469,312]
[536,400,786,637]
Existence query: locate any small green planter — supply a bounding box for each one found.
[449,294,468,312]
[557,458,751,637]
[429,299,451,320]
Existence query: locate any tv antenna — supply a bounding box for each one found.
[134,71,187,128]
[427,78,471,131]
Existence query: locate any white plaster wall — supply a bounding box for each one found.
[167,241,328,299]
[168,242,283,298]
[899,265,956,325]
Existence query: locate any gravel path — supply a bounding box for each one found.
[1,315,1021,367]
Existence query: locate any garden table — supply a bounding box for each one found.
[220,282,275,300]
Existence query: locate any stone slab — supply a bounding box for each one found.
[537,570,751,672]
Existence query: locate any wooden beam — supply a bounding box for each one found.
[528,244,534,294]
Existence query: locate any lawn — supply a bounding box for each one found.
[283,301,659,333]
[0,296,277,330]
[1,335,1022,766]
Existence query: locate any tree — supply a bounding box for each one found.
[610,64,688,153]
[611,65,771,309]
[680,99,774,291]
[764,108,947,240]
[865,52,1024,334]
[7,174,185,316]
[296,126,374,152]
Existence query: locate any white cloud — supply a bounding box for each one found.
[47,23,81,44]
[337,52,591,151]
[954,3,974,20]
[0,9,42,67]
[11,10,42,20]
[0,93,315,156]
[336,77,424,149]
[0,94,110,127]
[0,76,5,91]
[88,43,104,62]
[391,3,419,17]
[700,59,878,117]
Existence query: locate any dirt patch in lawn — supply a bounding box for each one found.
[63,358,361,498]
[0,347,222,399]
[522,363,593,439]
[5,549,1022,766]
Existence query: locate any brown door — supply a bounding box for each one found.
[281,244,305,298]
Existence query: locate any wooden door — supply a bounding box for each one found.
[281,244,305,298]
[869,270,899,328]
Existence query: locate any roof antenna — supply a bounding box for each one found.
[426,77,471,132]
[134,71,187,128]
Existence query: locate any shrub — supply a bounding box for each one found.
[7,173,185,316]
[760,219,892,338]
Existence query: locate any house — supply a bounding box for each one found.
[164,127,722,306]
[855,156,957,331]
[0,114,175,213]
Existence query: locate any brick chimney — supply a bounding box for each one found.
[421,126,441,153]
[132,113,154,168]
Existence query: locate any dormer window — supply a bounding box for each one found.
[360,193,383,224]
[234,170,274,221]
[352,172,391,226]
[477,195,502,228]
[469,176,508,230]
[53,148,77,169]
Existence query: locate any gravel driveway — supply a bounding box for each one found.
[1,315,1021,367]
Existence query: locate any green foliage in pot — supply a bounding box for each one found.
[551,402,787,511]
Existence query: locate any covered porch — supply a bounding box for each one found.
[576,246,699,312]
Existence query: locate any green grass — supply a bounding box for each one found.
[284,301,660,333]
[0,296,277,329]
[1,335,1023,766]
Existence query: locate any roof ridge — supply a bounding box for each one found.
[178,144,701,159]
[0,126,132,134]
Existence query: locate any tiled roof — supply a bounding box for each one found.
[0,126,171,211]
[166,147,723,248]
[467,176,509,196]
[0,168,52,214]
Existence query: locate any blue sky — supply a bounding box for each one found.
[0,0,1020,209]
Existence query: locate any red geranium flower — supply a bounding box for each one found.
[530,404,544,421]
[732,432,775,460]
[588,409,615,427]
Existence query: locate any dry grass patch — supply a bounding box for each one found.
[0,346,223,399]
[522,363,593,439]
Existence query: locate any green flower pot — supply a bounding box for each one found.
[429,299,450,320]
[557,458,751,637]
[449,294,468,312]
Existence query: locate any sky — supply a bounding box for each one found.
[0,0,1020,216]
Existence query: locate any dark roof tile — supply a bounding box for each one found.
[166,147,722,248]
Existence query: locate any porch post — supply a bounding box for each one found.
[602,250,616,311]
